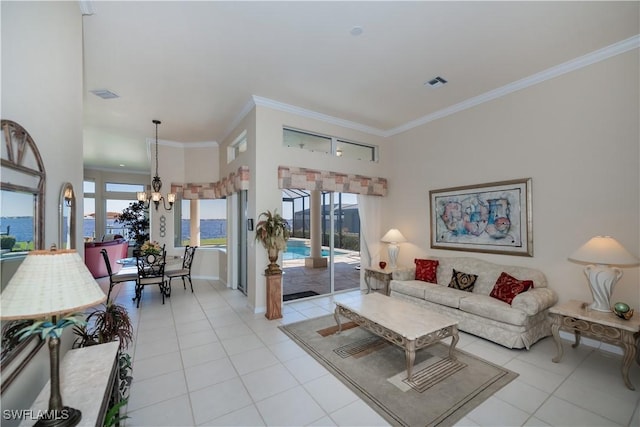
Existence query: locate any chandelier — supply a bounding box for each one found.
[137,119,176,211]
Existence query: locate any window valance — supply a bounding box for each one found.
[171,166,250,200]
[278,166,387,196]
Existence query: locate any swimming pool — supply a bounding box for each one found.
[282,242,349,260]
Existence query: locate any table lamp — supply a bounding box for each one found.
[568,236,639,312]
[0,247,106,427]
[381,228,407,269]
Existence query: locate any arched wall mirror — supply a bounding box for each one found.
[1,119,46,393]
[59,182,76,249]
[0,119,46,253]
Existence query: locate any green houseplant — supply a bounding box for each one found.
[73,301,134,427]
[115,201,149,247]
[255,209,291,275]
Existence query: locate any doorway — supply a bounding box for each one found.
[281,190,360,301]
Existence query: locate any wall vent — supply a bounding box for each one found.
[90,89,119,99]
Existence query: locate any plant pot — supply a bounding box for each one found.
[265,246,282,275]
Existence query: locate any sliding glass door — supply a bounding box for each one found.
[281,190,360,301]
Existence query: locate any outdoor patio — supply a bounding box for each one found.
[282,251,361,300]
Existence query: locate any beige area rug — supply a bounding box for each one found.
[280,315,518,427]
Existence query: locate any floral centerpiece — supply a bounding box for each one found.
[140,240,161,256]
[255,209,290,275]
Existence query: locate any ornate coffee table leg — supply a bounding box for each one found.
[405,340,416,381]
[334,306,343,334]
[449,325,459,360]
[551,314,564,363]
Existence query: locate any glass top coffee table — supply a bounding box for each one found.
[334,293,459,381]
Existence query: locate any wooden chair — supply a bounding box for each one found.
[133,247,168,308]
[100,248,137,303]
[165,245,197,293]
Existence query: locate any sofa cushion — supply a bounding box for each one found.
[459,294,528,326]
[424,285,469,309]
[389,280,427,300]
[415,258,438,283]
[448,269,477,292]
[490,272,534,304]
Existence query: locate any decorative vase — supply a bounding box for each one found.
[379,261,387,270]
[266,246,282,275]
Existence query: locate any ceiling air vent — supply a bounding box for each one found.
[425,76,448,88]
[90,89,119,99]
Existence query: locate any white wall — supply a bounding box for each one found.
[1,1,84,421]
[2,1,84,252]
[386,50,640,309]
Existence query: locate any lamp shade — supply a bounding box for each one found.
[568,236,639,266]
[0,249,106,320]
[381,229,407,243]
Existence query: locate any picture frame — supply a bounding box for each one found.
[429,178,532,256]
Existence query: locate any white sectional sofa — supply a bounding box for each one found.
[389,256,558,349]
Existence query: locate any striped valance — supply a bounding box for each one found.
[171,166,250,200]
[278,166,387,196]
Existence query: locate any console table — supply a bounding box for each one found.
[20,341,119,427]
[549,300,640,390]
[363,266,394,295]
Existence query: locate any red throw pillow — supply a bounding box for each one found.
[415,259,439,283]
[490,272,534,304]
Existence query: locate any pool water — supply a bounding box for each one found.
[282,245,347,260]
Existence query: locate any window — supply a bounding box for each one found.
[336,140,376,161]
[175,198,227,247]
[283,128,331,154]
[227,130,247,163]
[105,183,144,193]
[105,199,132,237]
[83,180,96,240]
[283,128,377,161]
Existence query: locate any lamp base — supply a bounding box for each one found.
[387,244,399,269]
[35,407,81,427]
[584,264,623,313]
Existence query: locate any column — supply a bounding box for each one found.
[305,190,328,268]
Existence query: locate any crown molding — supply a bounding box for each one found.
[221,97,257,143]
[386,34,640,136]
[226,35,639,140]
[252,95,388,137]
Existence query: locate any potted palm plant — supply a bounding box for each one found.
[255,209,291,275]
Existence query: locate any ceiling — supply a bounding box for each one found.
[81,1,639,172]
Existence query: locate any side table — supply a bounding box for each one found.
[363,266,393,296]
[20,341,119,426]
[549,300,640,390]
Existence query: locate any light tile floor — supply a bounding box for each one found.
[106,278,640,427]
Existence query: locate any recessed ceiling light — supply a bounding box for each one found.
[90,89,119,99]
[424,76,448,88]
[350,26,363,36]
[119,164,125,167]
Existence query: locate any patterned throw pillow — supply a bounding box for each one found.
[415,259,439,283]
[448,269,477,292]
[490,272,534,304]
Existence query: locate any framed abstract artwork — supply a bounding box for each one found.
[430,178,533,256]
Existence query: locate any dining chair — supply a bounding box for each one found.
[133,246,168,308]
[100,248,137,303]
[165,245,197,293]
